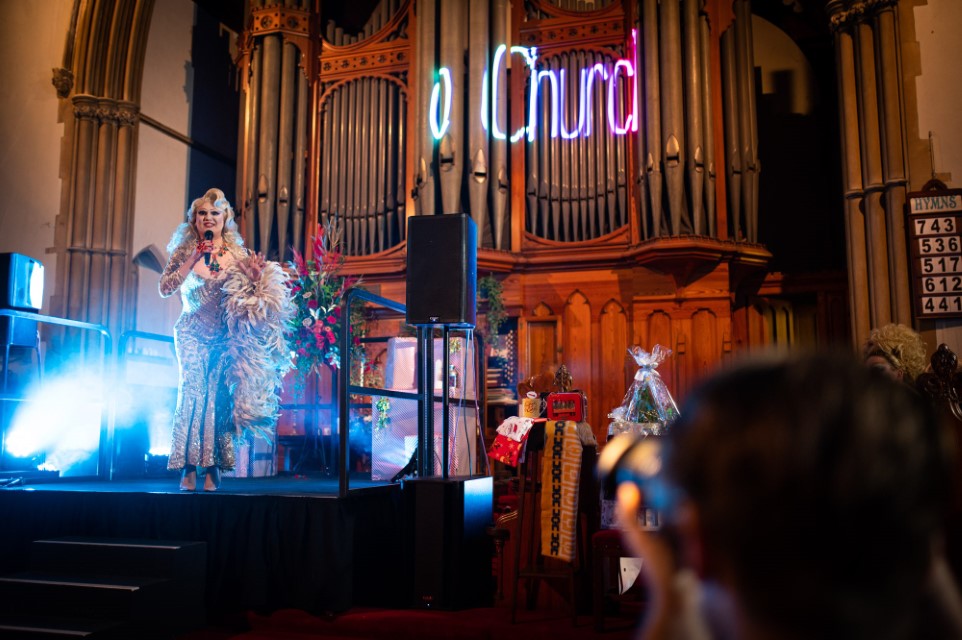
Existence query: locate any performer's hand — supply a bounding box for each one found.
[239,252,266,281]
[181,242,208,275]
[197,239,215,256]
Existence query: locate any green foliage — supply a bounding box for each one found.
[477,274,505,346]
[374,396,391,430]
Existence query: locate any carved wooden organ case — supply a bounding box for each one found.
[234,0,788,441]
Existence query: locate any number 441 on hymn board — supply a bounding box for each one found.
[906,187,962,318]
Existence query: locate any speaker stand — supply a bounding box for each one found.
[416,324,462,479]
[391,448,418,483]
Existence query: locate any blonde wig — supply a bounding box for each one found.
[166,188,245,255]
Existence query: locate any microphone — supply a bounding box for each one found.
[203,230,213,266]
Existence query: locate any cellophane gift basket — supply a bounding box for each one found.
[608,344,679,439]
[602,344,679,529]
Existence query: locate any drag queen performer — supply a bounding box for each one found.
[160,188,292,491]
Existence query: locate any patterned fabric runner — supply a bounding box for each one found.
[540,420,584,562]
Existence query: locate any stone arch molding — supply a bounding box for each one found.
[49,0,154,350]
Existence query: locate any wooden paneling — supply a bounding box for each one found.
[520,303,560,383]
[633,307,676,403]
[599,299,629,444]
[690,307,722,383]
[366,244,851,449]
[632,291,733,408]
[562,290,592,394]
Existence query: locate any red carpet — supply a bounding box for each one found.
[179,605,641,639]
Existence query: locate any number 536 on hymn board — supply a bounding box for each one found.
[907,188,962,318]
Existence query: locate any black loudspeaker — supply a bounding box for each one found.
[410,476,493,609]
[406,214,477,326]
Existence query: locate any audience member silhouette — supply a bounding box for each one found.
[610,351,962,640]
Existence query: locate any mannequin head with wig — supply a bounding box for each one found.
[862,323,928,384]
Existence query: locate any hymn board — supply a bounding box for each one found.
[907,186,962,319]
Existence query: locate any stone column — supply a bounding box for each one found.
[828,0,912,342]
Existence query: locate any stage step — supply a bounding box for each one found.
[0,614,124,639]
[0,537,206,639]
[29,538,205,583]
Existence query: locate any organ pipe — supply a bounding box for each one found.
[414,0,437,215]
[699,10,716,236]
[276,39,296,258]
[733,0,758,242]
[256,34,281,254]
[643,0,664,237]
[633,12,649,240]
[661,0,686,236]
[439,1,467,215]
[244,45,262,228]
[491,0,509,249]
[721,31,742,239]
[683,0,704,235]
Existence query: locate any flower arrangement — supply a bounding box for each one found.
[286,219,366,379]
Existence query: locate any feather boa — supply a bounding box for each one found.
[221,261,294,441]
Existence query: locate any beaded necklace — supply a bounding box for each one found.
[208,244,228,274]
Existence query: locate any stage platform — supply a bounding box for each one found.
[0,475,410,614]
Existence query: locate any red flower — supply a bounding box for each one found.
[292,249,307,276]
[285,220,367,377]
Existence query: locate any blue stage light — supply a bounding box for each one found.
[5,370,104,475]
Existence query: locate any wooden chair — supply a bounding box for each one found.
[510,422,578,624]
[591,528,637,631]
[915,343,962,583]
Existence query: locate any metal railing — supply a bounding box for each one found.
[1,298,484,491]
[336,287,486,496]
[337,287,416,496]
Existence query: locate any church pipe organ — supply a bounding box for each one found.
[234,0,832,439]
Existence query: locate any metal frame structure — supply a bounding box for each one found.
[0,309,112,480]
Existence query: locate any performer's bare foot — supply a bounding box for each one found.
[179,467,196,491]
[204,467,221,492]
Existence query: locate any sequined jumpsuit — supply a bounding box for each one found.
[160,242,247,471]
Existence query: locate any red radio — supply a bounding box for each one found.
[546,391,587,422]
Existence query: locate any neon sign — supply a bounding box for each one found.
[431,29,638,143]
[428,67,452,139]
